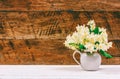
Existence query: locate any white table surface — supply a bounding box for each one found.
[0,65,120,79]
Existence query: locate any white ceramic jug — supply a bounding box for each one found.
[73,50,101,71]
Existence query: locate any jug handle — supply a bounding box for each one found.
[73,50,81,65]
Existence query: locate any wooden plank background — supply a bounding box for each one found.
[0,0,120,64]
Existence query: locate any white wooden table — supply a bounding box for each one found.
[0,65,120,79]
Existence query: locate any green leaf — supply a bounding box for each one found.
[89,26,102,34]
[95,41,100,45]
[93,27,99,34]
[89,28,92,34]
[99,49,112,58]
[69,43,79,49]
[94,47,96,50]
[69,43,76,46]
[69,43,86,51]
[99,31,102,34]
[87,52,94,56]
[79,44,86,50]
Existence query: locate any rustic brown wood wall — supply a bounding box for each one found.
[0,0,120,64]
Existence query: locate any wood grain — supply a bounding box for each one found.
[0,11,120,64]
[0,0,120,64]
[0,11,120,40]
[0,39,119,65]
[0,0,120,11]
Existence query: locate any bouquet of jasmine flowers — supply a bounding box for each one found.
[64,20,112,58]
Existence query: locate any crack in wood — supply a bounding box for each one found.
[103,12,113,36]
[25,40,31,49]
[8,40,14,49]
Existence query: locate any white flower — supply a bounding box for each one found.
[64,20,112,53]
[64,35,77,50]
[100,28,108,43]
[87,20,96,30]
[71,32,80,43]
[84,43,96,53]
[76,24,90,44]
[107,42,112,48]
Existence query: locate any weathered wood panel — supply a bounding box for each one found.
[0,0,120,11]
[0,11,120,39]
[0,11,120,64]
[0,0,120,65]
[0,39,120,65]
